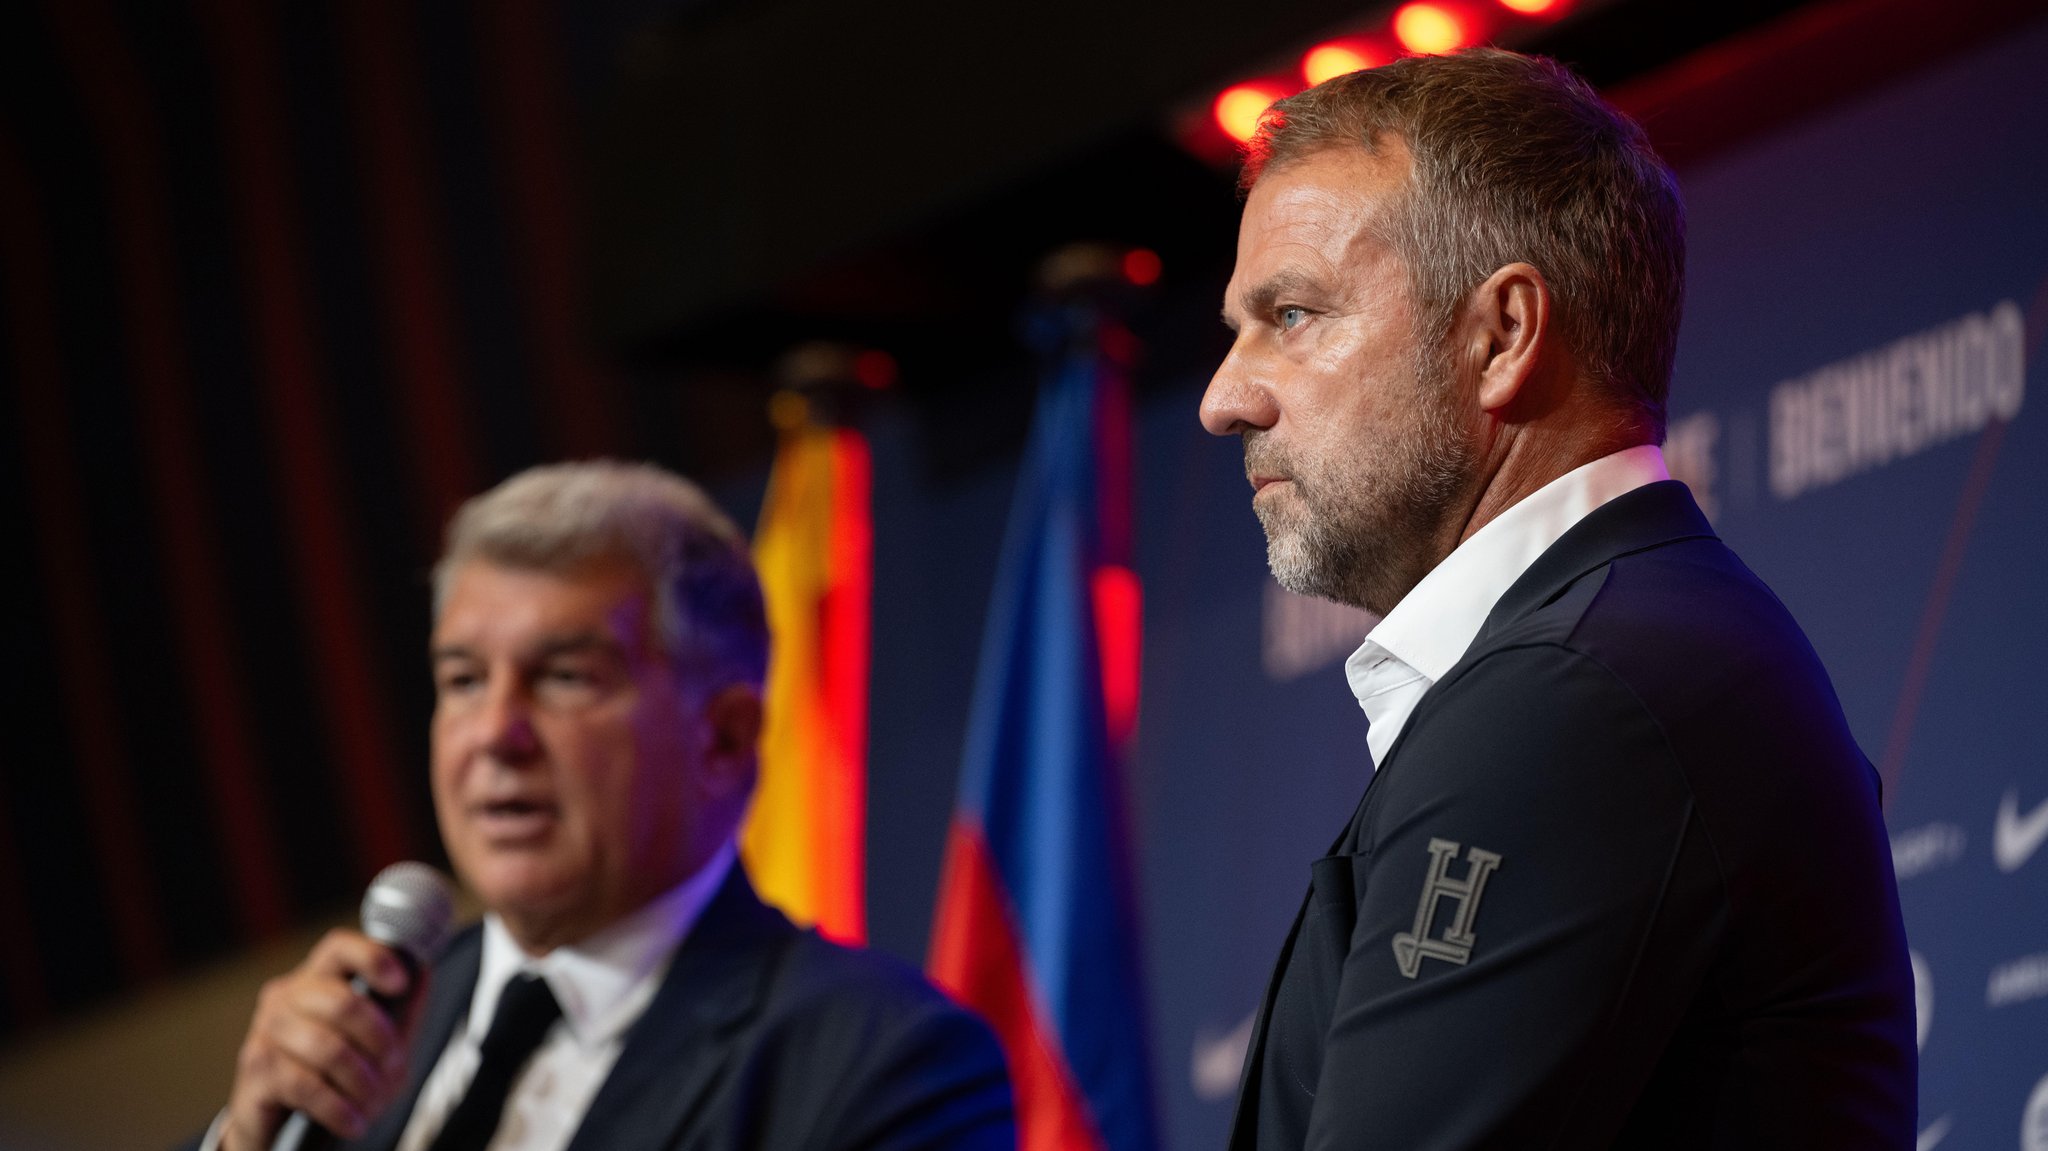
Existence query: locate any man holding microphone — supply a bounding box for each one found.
[205,461,1013,1151]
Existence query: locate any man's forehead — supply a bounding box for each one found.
[1247,141,1412,221]
[1223,143,1411,311]
[432,558,654,647]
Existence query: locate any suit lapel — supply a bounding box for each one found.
[1227,811,1364,1150]
[564,865,796,1151]
[346,929,483,1151]
[1367,480,1717,783]
[1226,885,1309,1151]
[1477,480,1715,645]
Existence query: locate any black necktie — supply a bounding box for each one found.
[427,973,563,1151]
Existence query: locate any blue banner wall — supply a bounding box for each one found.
[1665,20,2048,1148]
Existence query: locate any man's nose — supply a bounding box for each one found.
[479,681,540,761]
[1199,341,1276,436]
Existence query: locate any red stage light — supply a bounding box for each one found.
[853,350,897,390]
[1214,83,1288,144]
[1302,42,1378,86]
[1122,249,1162,286]
[1393,3,1470,54]
[1498,0,1562,13]
[1091,564,1142,746]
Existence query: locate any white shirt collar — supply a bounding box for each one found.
[470,838,736,1048]
[1345,444,1669,754]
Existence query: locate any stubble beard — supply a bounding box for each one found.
[1254,341,1475,616]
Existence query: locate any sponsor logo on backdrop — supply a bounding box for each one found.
[1893,822,1969,880]
[1191,1010,1257,1102]
[2025,1072,2048,1151]
[1912,950,1934,1051]
[1770,300,2025,500]
[1262,582,1379,682]
[1987,951,2048,1009]
[1996,788,2048,873]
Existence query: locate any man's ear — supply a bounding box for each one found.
[696,683,762,800]
[1458,261,1551,415]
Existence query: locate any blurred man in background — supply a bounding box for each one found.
[1202,49,1915,1148]
[206,460,1012,1151]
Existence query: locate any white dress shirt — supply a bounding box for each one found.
[393,840,736,1151]
[1345,445,1670,773]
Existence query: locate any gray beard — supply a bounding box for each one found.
[1257,353,1473,616]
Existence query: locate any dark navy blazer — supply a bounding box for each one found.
[341,865,1014,1151]
[1230,481,1916,1150]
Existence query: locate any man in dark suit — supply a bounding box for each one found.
[1200,49,1916,1147]
[209,461,1013,1151]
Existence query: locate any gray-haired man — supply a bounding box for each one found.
[208,461,1012,1151]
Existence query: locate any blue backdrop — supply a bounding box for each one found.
[1660,20,2048,1146]
[854,18,2048,1151]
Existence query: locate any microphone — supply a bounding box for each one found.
[271,862,456,1151]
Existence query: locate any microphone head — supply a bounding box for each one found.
[360,862,456,966]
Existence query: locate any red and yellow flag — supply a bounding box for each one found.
[743,420,871,943]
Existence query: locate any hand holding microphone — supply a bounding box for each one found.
[221,863,453,1151]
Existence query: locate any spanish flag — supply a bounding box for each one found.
[743,416,871,943]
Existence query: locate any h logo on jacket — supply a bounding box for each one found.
[1392,838,1503,978]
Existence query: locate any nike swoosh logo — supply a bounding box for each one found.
[1190,1010,1257,1101]
[1917,1114,1951,1151]
[1995,789,2048,873]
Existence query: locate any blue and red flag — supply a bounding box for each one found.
[928,304,1156,1151]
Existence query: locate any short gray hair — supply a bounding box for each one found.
[432,460,768,690]
[1244,48,1686,441]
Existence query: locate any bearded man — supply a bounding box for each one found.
[1201,49,1916,1149]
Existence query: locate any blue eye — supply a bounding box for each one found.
[1279,306,1308,331]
